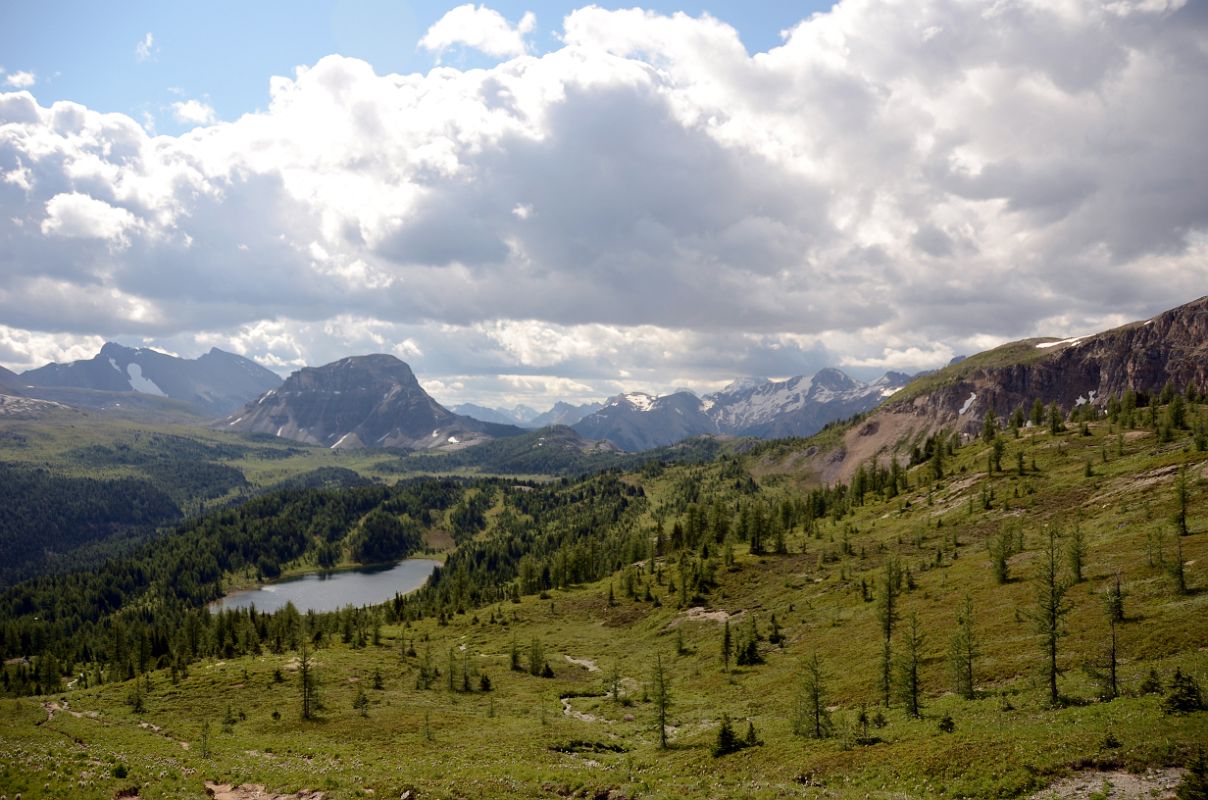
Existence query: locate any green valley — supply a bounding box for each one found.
[1,391,1205,799]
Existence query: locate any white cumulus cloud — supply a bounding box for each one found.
[40,193,138,244]
[170,98,216,125]
[4,71,36,88]
[0,1,1206,406]
[419,4,535,59]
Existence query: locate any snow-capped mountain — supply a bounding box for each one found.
[570,369,912,451]
[19,342,281,417]
[223,354,524,450]
[572,391,717,451]
[705,368,912,438]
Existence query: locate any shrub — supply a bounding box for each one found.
[1164,669,1205,714]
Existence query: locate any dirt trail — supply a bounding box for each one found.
[560,696,605,724]
[205,782,326,800]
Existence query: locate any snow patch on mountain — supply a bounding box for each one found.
[1036,336,1087,349]
[125,363,166,396]
[619,392,656,411]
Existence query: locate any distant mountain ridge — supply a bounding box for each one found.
[454,400,604,429]
[0,364,19,389]
[804,294,1208,484]
[568,369,912,451]
[528,400,605,428]
[19,342,280,418]
[223,354,524,450]
[573,391,716,452]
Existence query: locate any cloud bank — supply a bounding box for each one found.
[1,1,1206,406]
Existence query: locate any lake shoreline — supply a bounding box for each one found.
[209,557,441,614]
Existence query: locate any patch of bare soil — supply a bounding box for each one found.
[664,606,740,629]
[1093,464,1181,504]
[1028,768,1184,800]
[205,782,326,800]
[564,655,600,672]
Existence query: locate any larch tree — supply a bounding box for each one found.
[794,651,831,739]
[876,558,902,706]
[948,594,977,700]
[898,611,924,718]
[299,640,317,720]
[1033,527,1072,707]
[652,653,670,749]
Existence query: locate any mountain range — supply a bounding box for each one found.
[566,368,913,451]
[451,401,604,428]
[11,342,280,418]
[11,295,1206,458]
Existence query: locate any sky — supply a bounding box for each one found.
[1,0,1206,410]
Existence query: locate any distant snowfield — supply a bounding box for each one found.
[621,393,655,411]
[959,392,977,415]
[125,363,166,396]
[1036,336,1086,349]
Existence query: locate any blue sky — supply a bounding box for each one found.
[2,1,833,135]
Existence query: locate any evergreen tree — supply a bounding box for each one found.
[1170,535,1188,596]
[1033,527,1072,706]
[876,559,902,706]
[652,653,670,749]
[1174,465,1191,538]
[1102,589,1119,700]
[1067,528,1087,583]
[1031,398,1045,427]
[982,409,998,443]
[1049,402,1066,435]
[529,638,544,677]
[989,528,1014,584]
[898,611,924,718]
[948,594,977,700]
[721,619,732,672]
[713,714,740,757]
[299,640,317,720]
[1163,669,1205,714]
[794,652,831,739]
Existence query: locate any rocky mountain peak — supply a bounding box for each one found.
[224,354,522,451]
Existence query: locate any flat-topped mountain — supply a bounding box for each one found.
[223,354,523,450]
[19,342,280,417]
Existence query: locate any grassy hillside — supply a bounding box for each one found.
[1,404,1206,799]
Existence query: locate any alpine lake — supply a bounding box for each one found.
[209,558,440,614]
